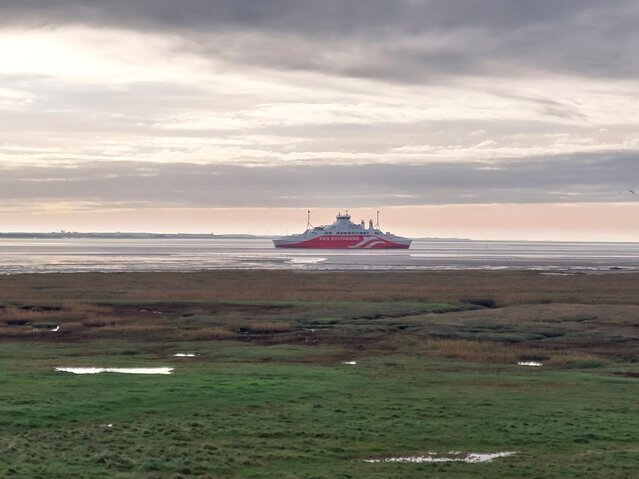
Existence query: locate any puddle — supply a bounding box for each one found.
[289,257,326,264]
[55,367,174,375]
[341,361,357,365]
[363,451,516,463]
[173,353,197,357]
[518,361,543,367]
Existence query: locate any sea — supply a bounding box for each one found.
[1,238,638,274]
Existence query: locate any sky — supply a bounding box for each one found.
[1,0,638,240]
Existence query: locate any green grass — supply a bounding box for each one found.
[0,271,637,478]
[0,342,637,478]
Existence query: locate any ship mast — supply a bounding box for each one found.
[375,210,380,229]
[306,209,312,229]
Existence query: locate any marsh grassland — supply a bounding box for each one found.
[0,271,637,478]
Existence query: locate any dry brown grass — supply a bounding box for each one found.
[96,324,176,337]
[419,338,523,363]
[181,327,238,340]
[0,301,153,339]
[0,272,635,367]
[0,325,39,338]
[82,319,109,328]
[415,338,609,367]
[1,306,57,324]
[244,322,292,334]
[1,271,639,304]
[0,303,112,323]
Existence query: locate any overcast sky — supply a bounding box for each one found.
[1,1,638,239]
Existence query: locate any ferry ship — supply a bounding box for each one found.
[273,211,412,249]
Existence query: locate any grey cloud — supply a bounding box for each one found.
[2,1,639,81]
[0,1,610,36]
[1,152,637,208]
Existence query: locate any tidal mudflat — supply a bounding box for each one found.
[0,270,637,478]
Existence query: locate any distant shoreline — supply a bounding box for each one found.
[0,232,269,240]
[0,232,468,241]
[1,233,637,244]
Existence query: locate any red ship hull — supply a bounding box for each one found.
[274,235,410,249]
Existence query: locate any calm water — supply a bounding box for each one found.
[1,238,638,274]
